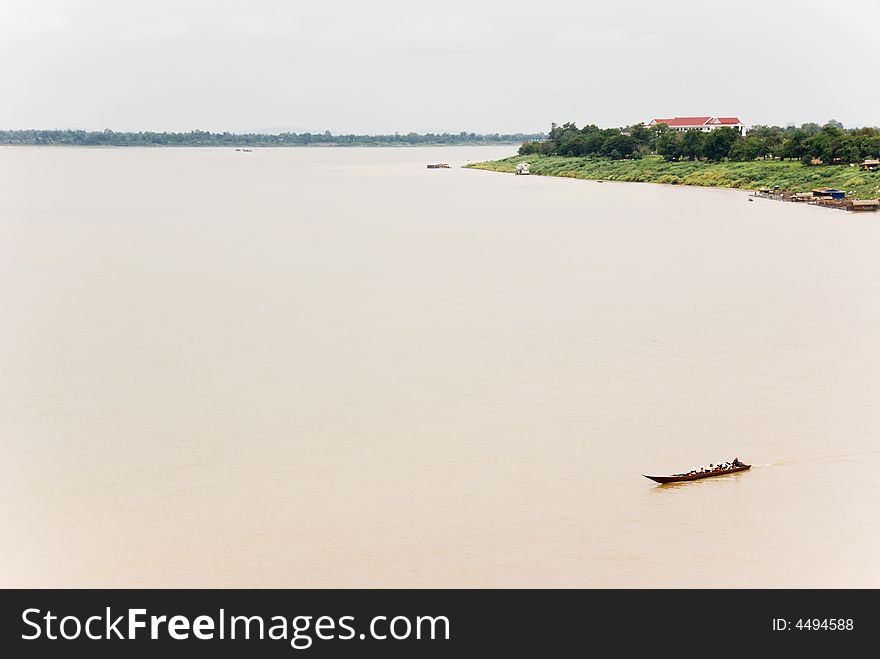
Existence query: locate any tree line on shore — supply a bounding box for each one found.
[519,121,880,165]
[0,129,544,147]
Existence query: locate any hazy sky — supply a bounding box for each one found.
[2,0,878,133]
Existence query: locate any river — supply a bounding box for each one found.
[1,145,878,587]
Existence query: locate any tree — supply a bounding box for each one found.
[656,131,681,160]
[838,141,860,163]
[600,135,637,159]
[651,122,670,141]
[629,123,654,148]
[702,127,740,161]
[582,132,607,154]
[679,130,705,161]
[857,134,880,158]
[729,135,764,161]
[806,124,847,163]
[557,133,590,156]
[778,130,807,161]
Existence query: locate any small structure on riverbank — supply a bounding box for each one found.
[847,199,880,212]
[515,162,530,175]
[812,188,846,200]
[752,187,878,212]
[860,159,880,171]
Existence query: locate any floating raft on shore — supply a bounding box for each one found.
[643,465,751,484]
[848,199,880,212]
[751,189,879,212]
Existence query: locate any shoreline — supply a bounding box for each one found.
[0,142,525,149]
[465,154,880,201]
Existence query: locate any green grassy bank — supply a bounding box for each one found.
[465,154,880,200]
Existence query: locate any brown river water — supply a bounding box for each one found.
[1,146,878,587]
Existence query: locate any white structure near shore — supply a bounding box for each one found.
[649,116,747,134]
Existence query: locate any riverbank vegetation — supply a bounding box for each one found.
[466,154,880,200]
[469,120,880,199]
[0,129,544,147]
[519,121,880,165]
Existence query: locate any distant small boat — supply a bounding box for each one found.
[643,464,751,484]
[596,179,603,183]
[427,163,450,169]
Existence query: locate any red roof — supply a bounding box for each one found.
[651,116,743,127]
[665,117,712,126]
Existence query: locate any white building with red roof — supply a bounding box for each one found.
[649,116,747,134]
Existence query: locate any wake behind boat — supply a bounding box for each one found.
[644,459,750,484]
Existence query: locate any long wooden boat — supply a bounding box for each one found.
[643,464,750,484]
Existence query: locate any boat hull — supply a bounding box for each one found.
[643,465,751,484]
